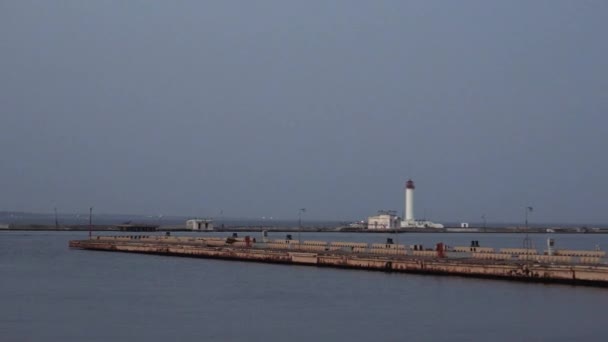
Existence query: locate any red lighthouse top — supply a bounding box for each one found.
[406,179,415,189]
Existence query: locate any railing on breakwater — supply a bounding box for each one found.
[89,235,607,266]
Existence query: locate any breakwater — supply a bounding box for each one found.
[6,223,608,233]
[69,235,608,287]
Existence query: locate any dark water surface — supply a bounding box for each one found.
[2,231,607,341]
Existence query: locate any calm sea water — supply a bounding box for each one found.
[2,231,608,341]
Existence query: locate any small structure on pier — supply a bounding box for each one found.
[186,218,214,231]
[116,223,158,232]
[367,210,401,230]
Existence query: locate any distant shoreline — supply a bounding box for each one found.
[2,224,608,234]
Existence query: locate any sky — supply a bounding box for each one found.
[1,1,607,224]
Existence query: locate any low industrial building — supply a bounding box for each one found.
[186,219,214,231]
[367,211,401,230]
[401,220,445,229]
[116,224,158,232]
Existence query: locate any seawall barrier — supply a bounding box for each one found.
[69,236,608,287]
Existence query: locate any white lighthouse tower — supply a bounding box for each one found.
[398,179,444,229]
[405,179,415,223]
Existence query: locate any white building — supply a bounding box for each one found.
[367,211,401,230]
[186,219,214,231]
[403,220,444,229]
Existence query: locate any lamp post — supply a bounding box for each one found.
[523,206,533,251]
[89,207,93,239]
[298,208,306,228]
[525,206,533,229]
[481,214,486,232]
[298,208,306,248]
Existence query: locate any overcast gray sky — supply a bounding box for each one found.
[1,1,607,224]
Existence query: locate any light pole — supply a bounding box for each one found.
[525,206,533,229]
[298,208,306,228]
[89,207,93,239]
[523,206,533,251]
[298,208,306,248]
[481,214,486,232]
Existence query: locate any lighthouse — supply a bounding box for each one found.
[369,178,443,230]
[405,179,415,222]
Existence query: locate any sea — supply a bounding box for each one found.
[2,230,608,341]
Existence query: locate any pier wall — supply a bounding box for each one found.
[69,238,608,287]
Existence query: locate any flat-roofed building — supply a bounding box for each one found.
[186,218,214,231]
[367,210,401,230]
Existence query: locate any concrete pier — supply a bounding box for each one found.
[69,236,608,287]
